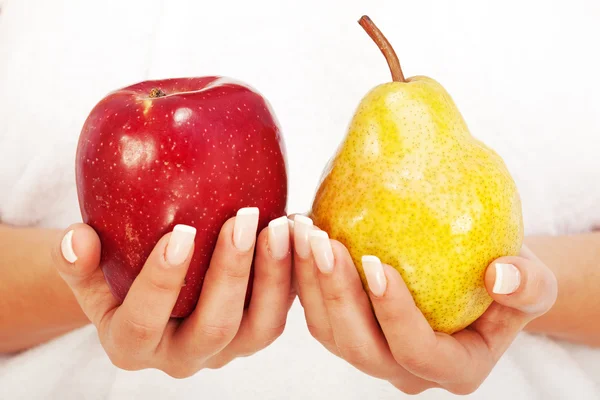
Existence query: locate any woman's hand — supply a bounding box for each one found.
[55,208,293,378]
[292,215,557,395]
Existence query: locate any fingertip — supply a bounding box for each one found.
[370,263,414,305]
[57,223,101,274]
[61,229,78,263]
[267,216,291,261]
[485,256,524,296]
[362,256,387,297]
[234,207,260,251]
[493,262,522,295]
[485,256,558,316]
[164,225,196,267]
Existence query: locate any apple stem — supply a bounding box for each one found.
[149,88,166,98]
[358,15,405,82]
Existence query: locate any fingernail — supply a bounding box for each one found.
[287,217,295,231]
[294,215,313,259]
[268,216,290,260]
[493,263,521,294]
[309,230,334,273]
[362,255,387,297]
[61,230,77,263]
[166,224,196,266]
[234,207,260,251]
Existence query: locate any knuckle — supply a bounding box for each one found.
[321,289,348,305]
[376,301,417,327]
[270,321,287,338]
[391,381,428,395]
[147,273,181,294]
[447,380,482,395]
[119,317,162,344]
[376,309,402,327]
[306,324,338,354]
[306,323,332,343]
[338,342,373,370]
[164,366,199,379]
[198,321,237,345]
[249,321,287,350]
[221,262,251,281]
[321,280,364,309]
[392,349,433,375]
[104,348,143,371]
[205,356,232,370]
[479,312,514,341]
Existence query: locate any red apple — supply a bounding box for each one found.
[76,76,288,317]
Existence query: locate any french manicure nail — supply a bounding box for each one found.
[166,224,196,267]
[234,207,260,251]
[61,230,78,263]
[362,255,387,297]
[268,216,290,260]
[493,263,521,294]
[294,215,313,259]
[309,230,334,273]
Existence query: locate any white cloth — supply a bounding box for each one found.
[1,0,599,399]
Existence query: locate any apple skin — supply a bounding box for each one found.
[76,76,288,317]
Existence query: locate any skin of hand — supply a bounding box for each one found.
[291,215,558,395]
[55,208,294,378]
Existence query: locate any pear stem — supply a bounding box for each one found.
[358,15,405,82]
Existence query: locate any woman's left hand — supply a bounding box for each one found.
[291,216,558,395]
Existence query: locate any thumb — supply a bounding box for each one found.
[53,223,117,326]
[484,246,558,317]
[54,223,102,282]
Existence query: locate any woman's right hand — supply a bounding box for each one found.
[54,208,294,378]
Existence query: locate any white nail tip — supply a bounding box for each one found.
[493,263,521,295]
[362,255,386,297]
[173,224,197,234]
[309,230,329,239]
[166,224,196,266]
[237,207,259,216]
[362,255,381,264]
[268,216,290,260]
[294,215,313,226]
[234,207,260,251]
[61,230,78,263]
[268,215,288,228]
[293,215,313,259]
[309,230,334,273]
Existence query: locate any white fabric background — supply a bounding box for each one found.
[1,0,599,399]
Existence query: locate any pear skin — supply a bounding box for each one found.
[310,17,523,334]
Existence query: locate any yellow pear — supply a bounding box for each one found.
[310,16,523,334]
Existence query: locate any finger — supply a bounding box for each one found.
[175,208,258,358]
[362,257,474,383]
[311,232,433,392]
[285,215,298,307]
[465,250,558,361]
[108,225,196,354]
[432,252,560,392]
[287,211,310,241]
[205,217,292,367]
[292,215,338,354]
[55,223,118,327]
[485,250,558,316]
